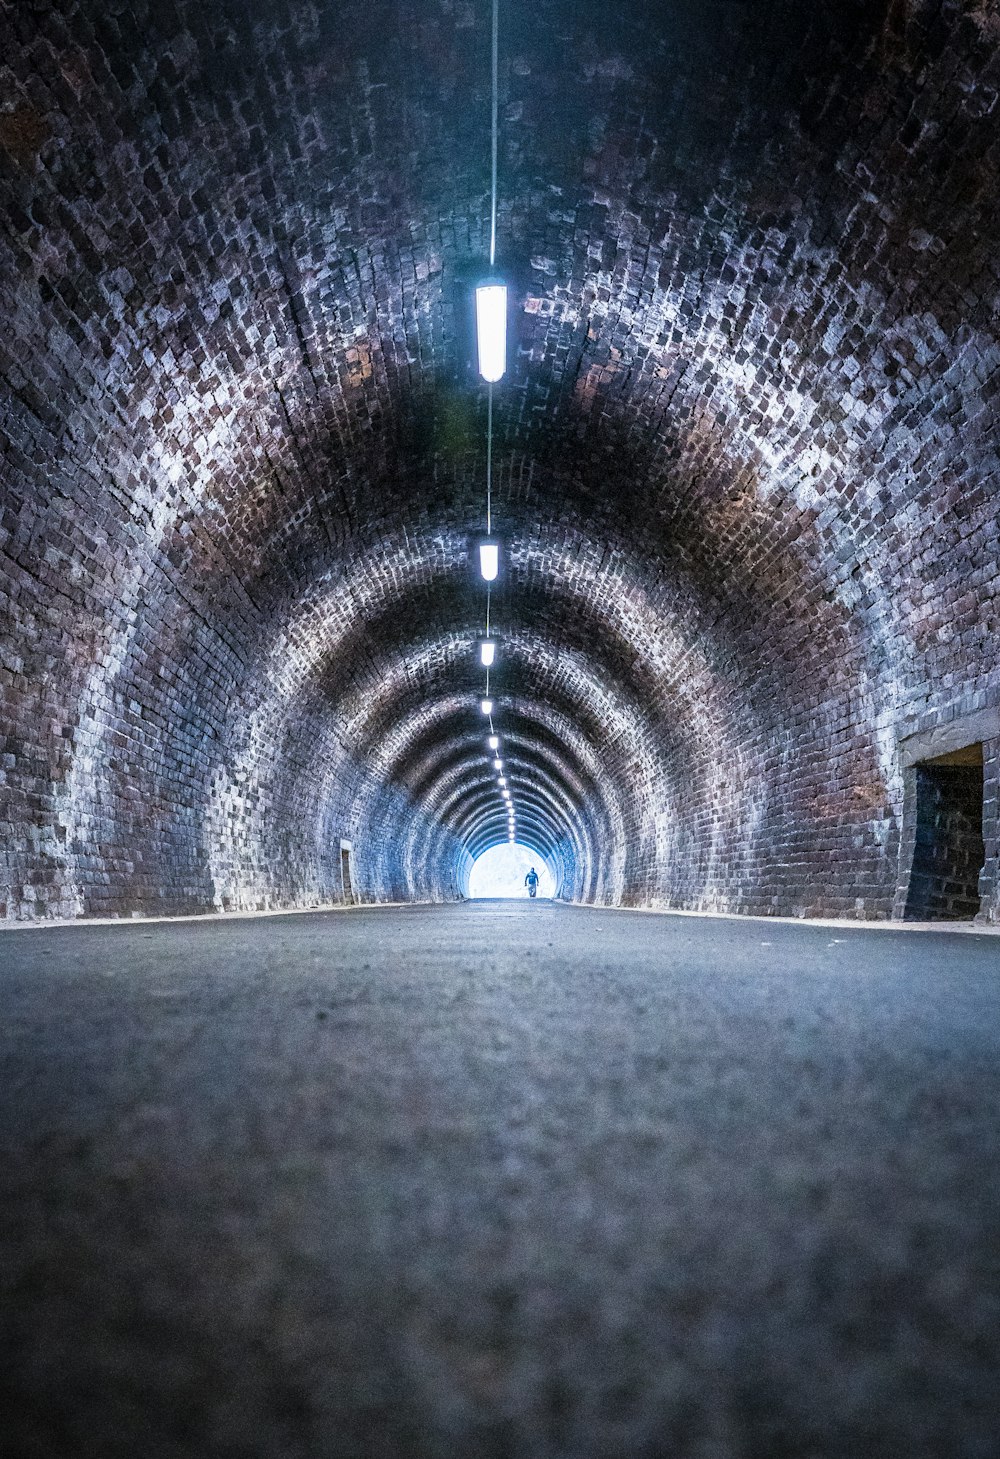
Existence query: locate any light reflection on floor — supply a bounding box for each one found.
[467,843,556,899]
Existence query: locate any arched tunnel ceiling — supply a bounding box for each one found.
[1,0,999,919]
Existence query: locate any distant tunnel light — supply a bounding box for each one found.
[488,735,499,750]
[481,698,493,715]
[480,639,496,667]
[479,542,499,582]
[475,283,507,382]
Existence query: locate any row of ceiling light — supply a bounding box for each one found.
[436,1,519,852]
[473,279,514,842]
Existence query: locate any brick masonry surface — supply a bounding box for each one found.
[1,0,999,921]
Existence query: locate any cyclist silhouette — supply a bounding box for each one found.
[524,867,539,898]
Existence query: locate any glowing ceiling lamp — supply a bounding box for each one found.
[480,698,493,716]
[476,282,507,383]
[488,735,499,751]
[478,541,499,582]
[493,758,502,770]
[479,639,496,667]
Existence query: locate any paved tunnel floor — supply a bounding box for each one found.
[2,901,998,1459]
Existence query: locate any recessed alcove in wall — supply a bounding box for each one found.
[895,704,999,924]
[340,840,355,905]
[902,747,984,922]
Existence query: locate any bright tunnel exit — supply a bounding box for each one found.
[467,843,557,899]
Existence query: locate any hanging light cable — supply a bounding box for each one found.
[489,0,509,836]
[490,0,498,271]
[478,4,504,389]
[469,0,513,842]
[480,0,503,779]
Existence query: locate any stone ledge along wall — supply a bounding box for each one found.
[1,0,999,923]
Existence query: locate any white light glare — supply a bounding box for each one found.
[479,542,499,582]
[475,283,507,382]
[481,698,493,715]
[493,758,503,770]
[480,639,496,667]
[488,735,499,750]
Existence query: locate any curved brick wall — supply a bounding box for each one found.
[1,0,999,921]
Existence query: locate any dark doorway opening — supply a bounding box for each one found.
[341,845,354,905]
[903,745,985,920]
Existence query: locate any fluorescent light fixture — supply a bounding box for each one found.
[479,639,496,667]
[493,758,502,770]
[480,698,493,715]
[478,542,499,582]
[475,282,507,382]
[488,735,499,750]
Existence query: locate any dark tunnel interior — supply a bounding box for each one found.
[2,0,999,923]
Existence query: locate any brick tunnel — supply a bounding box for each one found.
[3,3,1000,1457]
[3,0,998,925]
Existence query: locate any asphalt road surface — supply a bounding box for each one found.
[2,901,998,1459]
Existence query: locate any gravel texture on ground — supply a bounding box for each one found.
[2,901,998,1458]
